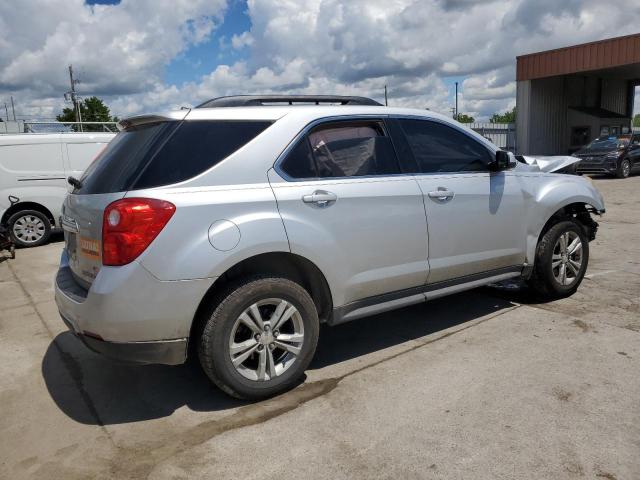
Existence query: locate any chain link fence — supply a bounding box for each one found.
[0,120,118,133]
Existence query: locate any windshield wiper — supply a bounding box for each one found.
[67,176,83,189]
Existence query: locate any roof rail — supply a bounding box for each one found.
[196,95,383,108]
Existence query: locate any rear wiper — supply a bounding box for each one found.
[67,176,83,189]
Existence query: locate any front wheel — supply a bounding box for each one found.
[526,220,589,300]
[198,276,320,400]
[616,158,631,178]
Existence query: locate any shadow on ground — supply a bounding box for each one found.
[43,289,516,426]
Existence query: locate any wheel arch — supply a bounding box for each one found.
[525,200,600,274]
[1,201,56,227]
[188,251,333,355]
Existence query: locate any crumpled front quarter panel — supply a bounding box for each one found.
[523,173,605,262]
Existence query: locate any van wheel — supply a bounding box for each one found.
[525,220,589,300]
[8,210,51,248]
[198,276,319,400]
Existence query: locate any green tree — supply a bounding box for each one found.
[633,114,640,128]
[456,113,475,123]
[57,96,119,132]
[490,107,516,124]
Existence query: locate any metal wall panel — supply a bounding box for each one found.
[528,77,567,155]
[516,80,530,154]
[517,33,640,81]
[601,78,629,115]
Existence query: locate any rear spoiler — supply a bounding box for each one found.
[117,110,189,131]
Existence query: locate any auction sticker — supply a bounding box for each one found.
[79,237,101,260]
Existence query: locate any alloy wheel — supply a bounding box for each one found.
[12,215,46,244]
[622,159,631,178]
[229,298,305,382]
[551,231,583,286]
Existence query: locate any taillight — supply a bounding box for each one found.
[102,198,175,266]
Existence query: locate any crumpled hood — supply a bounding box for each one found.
[515,155,581,173]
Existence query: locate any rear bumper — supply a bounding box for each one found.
[60,312,187,365]
[55,249,215,365]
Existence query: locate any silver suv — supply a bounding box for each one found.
[55,95,605,399]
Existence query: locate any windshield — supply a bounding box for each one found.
[584,136,629,150]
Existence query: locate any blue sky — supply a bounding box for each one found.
[164,0,252,87]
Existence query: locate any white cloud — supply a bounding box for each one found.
[1,0,639,121]
[0,0,226,118]
[231,31,254,50]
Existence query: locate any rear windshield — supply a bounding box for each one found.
[75,120,272,194]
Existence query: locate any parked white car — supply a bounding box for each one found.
[0,132,114,247]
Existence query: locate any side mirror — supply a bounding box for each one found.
[490,150,516,171]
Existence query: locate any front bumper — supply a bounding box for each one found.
[55,249,215,365]
[575,157,617,174]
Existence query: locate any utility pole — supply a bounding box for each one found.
[454,81,458,121]
[384,85,388,106]
[68,65,83,132]
[10,96,16,121]
[4,103,8,122]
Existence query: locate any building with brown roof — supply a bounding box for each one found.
[516,33,640,154]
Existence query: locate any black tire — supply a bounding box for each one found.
[616,158,631,178]
[526,219,589,300]
[8,210,52,248]
[198,276,319,400]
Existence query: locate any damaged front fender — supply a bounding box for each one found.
[515,154,581,173]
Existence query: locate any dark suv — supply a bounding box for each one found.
[574,134,640,178]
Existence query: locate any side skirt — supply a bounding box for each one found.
[329,265,522,326]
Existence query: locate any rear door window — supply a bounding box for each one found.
[279,120,400,179]
[76,120,272,193]
[279,137,317,179]
[398,119,491,173]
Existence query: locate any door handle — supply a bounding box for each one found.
[427,188,455,202]
[302,190,337,207]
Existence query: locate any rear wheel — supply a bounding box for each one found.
[526,220,589,300]
[616,158,631,178]
[198,276,319,400]
[8,210,51,248]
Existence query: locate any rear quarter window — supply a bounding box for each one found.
[133,120,272,189]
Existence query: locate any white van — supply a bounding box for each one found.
[0,133,115,247]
